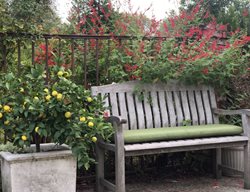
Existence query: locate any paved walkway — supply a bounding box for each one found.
[77,175,250,192]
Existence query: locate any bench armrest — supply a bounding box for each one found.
[242,109,250,116]
[213,108,250,137]
[105,116,127,125]
[212,108,242,115]
[213,108,250,116]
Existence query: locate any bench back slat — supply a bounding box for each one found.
[195,90,206,125]
[126,92,137,129]
[158,91,169,127]
[135,93,146,129]
[209,88,219,123]
[118,92,129,130]
[180,91,191,123]
[109,92,119,117]
[173,91,184,126]
[143,92,154,128]
[151,91,162,128]
[202,90,213,124]
[91,81,217,130]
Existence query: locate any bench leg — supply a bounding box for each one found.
[96,144,104,192]
[213,148,222,179]
[115,145,125,192]
[244,144,250,189]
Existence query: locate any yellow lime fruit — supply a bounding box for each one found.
[45,95,51,101]
[3,105,11,113]
[56,93,63,101]
[52,90,58,97]
[80,116,86,122]
[4,120,10,125]
[91,136,97,143]
[44,88,49,93]
[86,97,93,102]
[21,135,27,141]
[0,104,2,108]
[34,96,39,101]
[0,112,3,119]
[88,121,94,127]
[65,112,72,118]
[63,72,70,77]
[57,71,64,77]
[20,88,24,93]
[35,127,39,133]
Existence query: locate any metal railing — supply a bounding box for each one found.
[0,32,168,88]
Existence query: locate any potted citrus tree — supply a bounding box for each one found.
[0,65,112,192]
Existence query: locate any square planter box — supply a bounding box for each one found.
[0,143,76,192]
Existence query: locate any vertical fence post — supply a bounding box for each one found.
[106,39,111,83]
[45,38,49,84]
[1,35,7,71]
[32,38,35,66]
[58,38,61,66]
[71,38,75,75]
[17,39,21,72]
[95,38,100,86]
[83,39,88,89]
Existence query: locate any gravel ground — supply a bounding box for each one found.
[77,175,250,192]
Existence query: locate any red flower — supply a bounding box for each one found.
[168,18,175,28]
[125,48,134,56]
[203,11,210,19]
[202,67,209,75]
[39,44,46,51]
[242,36,250,42]
[139,42,144,53]
[218,25,227,31]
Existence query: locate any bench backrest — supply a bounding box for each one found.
[91,81,219,130]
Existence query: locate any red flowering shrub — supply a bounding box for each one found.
[35,43,56,66]
[65,0,250,86]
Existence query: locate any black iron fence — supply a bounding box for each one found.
[0,32,168,88]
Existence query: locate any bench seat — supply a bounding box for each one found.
[124,135,248,156]
[124,124,243,143]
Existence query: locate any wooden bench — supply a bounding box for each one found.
[91,81,250,192]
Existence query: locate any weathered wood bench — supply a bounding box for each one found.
[91,81,250,192]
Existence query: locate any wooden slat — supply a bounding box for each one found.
[134,93,145,129]
[124,136,248,152]
[126,92,137,129]
[166,91,176,127]
[158,91,169,127]
[110,93,119,116]
[150,91,161,128]
[173,92,184,126]
[202,90,213,124]
[101,93,109,108]
[180,91,191,122]
[118,92,129,130]
[143,92,153,128]
[209,87,219,123]
[188,90,198,125]
[195,90,206,125]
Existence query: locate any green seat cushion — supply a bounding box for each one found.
[124,124,243,144]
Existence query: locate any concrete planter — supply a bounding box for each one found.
[0,143,77,192]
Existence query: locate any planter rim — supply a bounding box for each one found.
[0,143,74,163]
